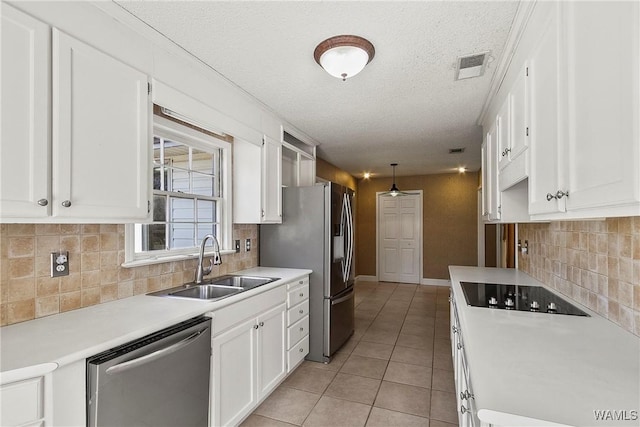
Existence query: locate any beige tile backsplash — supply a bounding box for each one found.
[0,223,259,326]
[518,217,640,337]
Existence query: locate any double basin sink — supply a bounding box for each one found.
[148,275,280,301]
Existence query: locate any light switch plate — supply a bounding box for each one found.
[51,251,69,277]
[235,240,240,253]
[245,239,251,252]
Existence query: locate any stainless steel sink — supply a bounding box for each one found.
[169,284,242,300]
[206,275,279,290]
[147,275,280,300]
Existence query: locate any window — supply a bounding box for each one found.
[125,115,232,265]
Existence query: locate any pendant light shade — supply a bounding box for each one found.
[314,35,375,81]
[381,163,410,197]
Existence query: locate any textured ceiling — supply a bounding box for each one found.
[117,1,519,178]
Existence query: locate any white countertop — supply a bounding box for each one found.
[449,266,640,427]
[0,267,311,383]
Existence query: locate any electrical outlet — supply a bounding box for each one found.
[245,239,251,252]
[235,240,240,253]
[51,251,69,277]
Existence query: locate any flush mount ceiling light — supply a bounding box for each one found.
[314,35,375,81]
[381,163,410,197]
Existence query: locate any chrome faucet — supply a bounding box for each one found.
[195,234,222,284]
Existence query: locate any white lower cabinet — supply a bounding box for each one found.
[0,376,48,427]
[285,277,310,373]
[209,276,315,427]
[450,296,479,427]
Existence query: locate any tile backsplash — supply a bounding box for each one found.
[518,217,640,337]
[0,223,258,326]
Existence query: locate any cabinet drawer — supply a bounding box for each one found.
[287,315,309,349]
[287,335,309,372]
[287,282,309,308]
[287,300,309,326]
[287,276,309,291]
[0,377,44,426]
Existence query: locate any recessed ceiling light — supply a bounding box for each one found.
[363,172,371,179]
[458,167,466,173]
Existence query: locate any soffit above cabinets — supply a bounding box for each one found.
[116,1,519,178]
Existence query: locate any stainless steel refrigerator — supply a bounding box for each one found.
[260,182,355,363]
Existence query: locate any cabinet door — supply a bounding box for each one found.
[52,30,150,220]
[256,303,286,399]
[528,4,564,215]
[211,318,257,427]
[483,125,500,221]
[510,64,529,161]
[0,5,50,219]
[496,97,511,171]
[563,1,640,211]
[261,136,282,223]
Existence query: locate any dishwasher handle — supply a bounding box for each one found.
[105,327,208,375]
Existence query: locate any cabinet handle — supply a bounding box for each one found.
[37,199,48,206]
[254,324,259,329]
[546,193,556,201]
[61,200,72,207]
[555,190,569,199]
[259,322,264,327]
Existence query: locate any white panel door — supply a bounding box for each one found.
[0,5,50,219]
[378,193,421,284]
[52,29,149,220]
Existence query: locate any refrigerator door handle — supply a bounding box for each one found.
[344,193,354,282]
[340,193,349,282]
[331,288,354,305]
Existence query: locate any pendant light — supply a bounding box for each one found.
[381,163,410,197]
[314,35,375,81]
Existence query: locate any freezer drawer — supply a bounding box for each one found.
[324,287,355,357]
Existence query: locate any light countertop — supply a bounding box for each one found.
[449,266,640,427]
[0,267,311,383]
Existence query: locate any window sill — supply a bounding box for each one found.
[121,249,238,268]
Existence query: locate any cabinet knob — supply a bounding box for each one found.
[299,327,304,332]
[254,324,259,329]
[452,326,458,334]
[546,193,556,201]
[556,190,569,199]
[299,280,303,284]
[299,309,304,314]
[457,343,463,350]
[460,404,468,415]
[299,293,304,297]
[299,348,304,353]
[37,199,48,206]
[61,200,72,207]
[259,321,264,327]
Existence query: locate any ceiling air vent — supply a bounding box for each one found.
[455,51,490,80]
[449,148,466,154]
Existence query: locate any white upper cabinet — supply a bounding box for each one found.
[528,2,563,216]
[233,136,282,224]
[0,5,151,223]
[52,30,150,220]
[481,126,500,221]
[0,4,51,219]
[559,1,640,216]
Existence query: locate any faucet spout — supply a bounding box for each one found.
[195,234,222,284]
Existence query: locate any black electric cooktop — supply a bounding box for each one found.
[460,282,589,316]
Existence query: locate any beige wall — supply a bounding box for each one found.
[518,217,640,337]
[356,172,479,280]
[0,223,258,326]
[316,157,357,191]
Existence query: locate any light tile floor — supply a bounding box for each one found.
[242,281,458,427]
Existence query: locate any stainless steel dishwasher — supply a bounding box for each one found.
[87,316,212,427]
